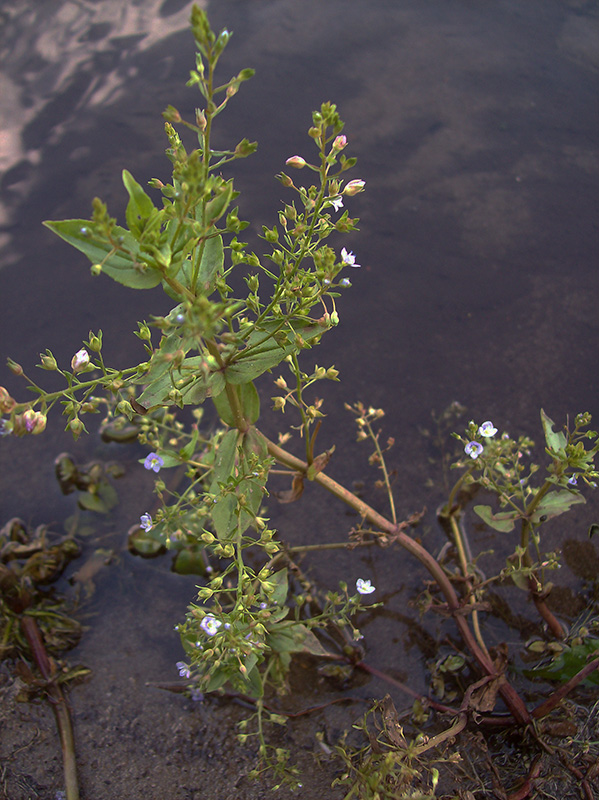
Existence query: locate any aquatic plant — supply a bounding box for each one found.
[2,6,598,797]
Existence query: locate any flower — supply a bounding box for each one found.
[478,421,497,437]
[0,419,12,436]
[568,475,578,486]
[340,277,351,287]
[343,179,366,196]
[140,513,152,532]
[21,409,47,435]
[464,441,484,459]
[71,348,90,373]
[285,155,306,168]
[200,615,222,636]
[329,196,344,212]
[341,248,360,268]
[176,661,192,679]
[356,578,376,595]
[332,134,347,150]
[144,452,164,472]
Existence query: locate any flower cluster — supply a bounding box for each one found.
[464,420,497,459]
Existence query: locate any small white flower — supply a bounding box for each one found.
[341,248,360,268]
[200,615,222,636]
[356,578,376,595]
[464,441,484,459]
[329,196,344,212]
[478,421,497,437]
[140,513,152,532]
[71,348,90,373]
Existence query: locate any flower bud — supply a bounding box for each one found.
[7,360,23,376]
[343,179,366,196]
[0,387,15,413]
[90,263,102,276]
[88,331,102,352]
[39,352,58,370]
[21,409,46,435]
[285,155,306,169]
[332,135,347,151]
[71,348,90,373]
[69,418,84,439]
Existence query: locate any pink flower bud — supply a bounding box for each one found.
[285,155,306,169]
[71,348,90,373]
[343,179,366,196]
[0,387,15,413]
[332,135,347,151]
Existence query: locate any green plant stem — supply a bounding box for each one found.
[205,339,248,431]
[521,480,565,639]
[21,616,79,800]
[256,427,531,725]
[447,514,490,660]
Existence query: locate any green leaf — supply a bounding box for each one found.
[196,233,224,292]
[473,505,519,532]
[137,356,224,409]
[540,409,567,454]
[225,321,323,384]
[44,219,163,289]
[529,489,586,523]
[269,568,289,607]
[212,381,260,427]
[122,169,156,235]
[523,638,599,686]
[205,181,234,225]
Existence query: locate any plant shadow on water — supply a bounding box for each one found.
[0,1,598,798]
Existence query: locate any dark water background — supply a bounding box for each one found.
[0,1,598,798]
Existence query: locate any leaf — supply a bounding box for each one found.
[524,639,599,686]
[122,169,156,235]
[225,321,323,384]
[540,409,567,454]
[269,568,289,607]
[44,220,163,289]
[196,233,224,292]
[474,505,519,532]
[137,356,224,409]
[530,489,586,523]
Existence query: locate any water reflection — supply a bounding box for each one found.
[0,0,598,796]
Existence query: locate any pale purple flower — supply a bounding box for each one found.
[140,513,152,532]
[341,248,360,268]
[478,421,497,438]
[356,578,376,595]
[0,419,11,436]
[144,452,164,472]
[329,196,344,212]
[464,441,484,459]
[200,615,222,636]
[568,475,578,486]
[176,661,192,679]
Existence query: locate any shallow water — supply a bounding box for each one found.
[0,1,598,798]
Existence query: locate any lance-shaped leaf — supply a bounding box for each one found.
[122,169,156,235]
[44,219,163,289]
[541,409,567,454]
[225,321,323,384]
